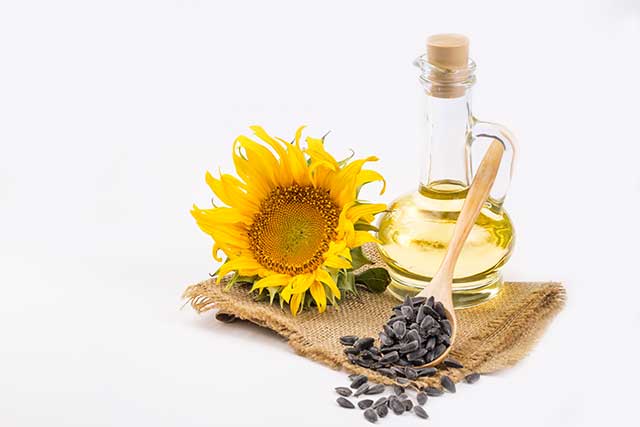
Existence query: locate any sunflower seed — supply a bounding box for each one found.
[363,408,378,423]
[335,387,352,397]
[407,348,428,361]
[379,333,394,347]
[414,406,429,419]
[377,368,395,377]
[358,399,374,409]
[339,335,358,346]
[399,340,419,354]
[337,397,355,409]
[424,336,436,351]
[406,329,420,343]
[433,343,447,358]
[392,321,407,339]
[348,373,359,380]
[438,334,451,346]
[396,377,410,385]
[373,396,388,408]
[440,375,456,393]
[215,312,237,323]
[354,383,370,397]
[418,367,437,377]
[403,399,414,411]
[464,373,481,384]
[364,384,385,395]
[440,319,452,336]
[405,367,418,380]
[435,301,447,319]
[411,296,427,305]
[393,385,404,395]
[354,337,375,351]
[420,315,436,330]
[427,296,435,307]
[383,324,396,339]
[356,359,373,368]
[350,375,368,389]
[344,347,359,355]
[400,305,414,320]
[380,351,399,364]
[424,305,441,320]
[424,386,443,397]
[390,398,405,415]
[443,357,463,369]
[416,391,428,405]
[376,404,388,418]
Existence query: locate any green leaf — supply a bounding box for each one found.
[354,268,391,293]
[350,246,374,270]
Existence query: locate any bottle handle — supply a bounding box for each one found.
[467,119,517,207]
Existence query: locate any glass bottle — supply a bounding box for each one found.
[377,34,516,308]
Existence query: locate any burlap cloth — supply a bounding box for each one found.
[183,244,565,389]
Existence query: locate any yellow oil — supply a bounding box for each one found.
[377,180,515,307]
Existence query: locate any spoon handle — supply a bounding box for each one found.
[437,140,505,281]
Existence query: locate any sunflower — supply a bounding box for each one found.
[191,126,386,315]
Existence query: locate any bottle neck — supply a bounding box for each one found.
[420,90,473,191]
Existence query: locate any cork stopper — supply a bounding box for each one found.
[427,34,469,70]
[424,34,472,98]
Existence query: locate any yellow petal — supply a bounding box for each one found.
[250,273,290,291]
[346,203,387,223]
[305,136,339,168]
[216,256,263,284]
[349,230,381,247]
[323,254,352,269]
[309,281,327,313]
[289,292,303,316]
[330,156,378,207]
[316,268,341,300]
[356,169,386,195]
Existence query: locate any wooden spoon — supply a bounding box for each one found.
[416,139,505,368]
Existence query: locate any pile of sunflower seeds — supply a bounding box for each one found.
[333,295,480,422]
[341,295,453,380]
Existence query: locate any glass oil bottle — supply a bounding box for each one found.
[377,34,517,308]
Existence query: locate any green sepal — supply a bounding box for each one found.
[353,222,379,233]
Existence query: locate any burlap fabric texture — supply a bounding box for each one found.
[183,244,565,389]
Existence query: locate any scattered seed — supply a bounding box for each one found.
[358,399,374,409]
[424,386,443,397]
[464,373,481,384]
[350,375,368,389]
[396,377,410,385]
[364,384,385,395]
[403,399,413,411]
[443,357,464,369]
[392,385,404,396]
[405,367,418,380]
[215,312,236,323]
[416,391,428,405]
[335,387,352,397]
[377,368,395,377]
[363,408,378,423]
[398,393,409,400]
[440,375,456,393]
[340,335,358,346]
[354,383,370,397]
[418,367,437,377]
[337,397,355,409]
[390,398,405,415]
[414,406,429,419]
[373,396,388,408]
[354,337,375,351]
[376,405,388,418]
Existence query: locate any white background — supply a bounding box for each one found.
[1,1,639,426]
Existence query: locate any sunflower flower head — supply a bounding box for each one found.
[191,126,386,315]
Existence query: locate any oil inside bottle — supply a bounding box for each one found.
[377,179,515,308]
